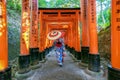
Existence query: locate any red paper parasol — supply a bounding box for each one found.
[47,30,62,40]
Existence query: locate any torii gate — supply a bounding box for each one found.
[0,0,120,80]
[38,8,81,60]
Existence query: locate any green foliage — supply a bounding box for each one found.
[8,12,21,60]
[38,0,47,8]
[7,0,21,60]
[97,8,111,28]
[38,0,111,29]
[96,0,111,29]
[38,0,80,8]
[7,0,21,12]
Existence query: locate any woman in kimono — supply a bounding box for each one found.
[54,38,65,67]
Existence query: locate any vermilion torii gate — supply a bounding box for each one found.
[38,8,81,60]
[0,0,120,80]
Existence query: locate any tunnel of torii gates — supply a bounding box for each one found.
[0,0,120,80]
[39,8,81,56]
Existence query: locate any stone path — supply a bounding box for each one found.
[26,50,107,80]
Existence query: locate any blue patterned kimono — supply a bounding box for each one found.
[54,38,65,66]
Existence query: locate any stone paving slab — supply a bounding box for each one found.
[26,50,107,80]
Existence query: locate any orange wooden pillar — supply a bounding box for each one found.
[72,21,77,57]
[41,21,46,51]
[108,0,120,79]
[66,31,68,46]
[75,12,81,60]
[38,11,42,61]
[87,0,100,72]
[77,26,81,52]
[29,0,39,65]
[78,13,81,52]
[71,24,74,48]
[39,20,46,60]
[45,25,49,48]
[19,0,31,73]
[65,29,69,49]
[69,26,72,47]
[0,0,11,79]
[81,0,89,64]
[67,26,70,47]
[72,23,76,50]
[47,27,51,47]
[74,21,77,51]
[78,11,81,52]
[38,11,43,61]
[41,21,46,59]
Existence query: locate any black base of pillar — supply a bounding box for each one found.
[49,47,52,52]
[88,54,100,72]
[18,55,30,73]
[70,47,74,54]
[75,51,77,58]
[67,46,71,52]
[66,45,69,51]
[76,52,81,60]
[108,65,120,80]
[65,45,68,49]
[30,48,39,65]
[0,67,11,80]
[72,49,76,57]
[45,48,49,55]
[39,52,43,61]
[81,47,89,64]
[42,51,45,59]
